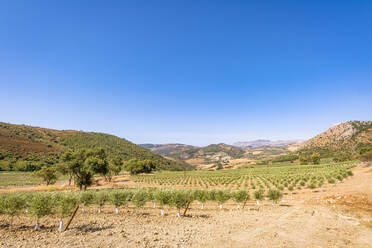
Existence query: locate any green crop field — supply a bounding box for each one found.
[131,162,356,192]
[0,171,70,187]
[0,171,44,187]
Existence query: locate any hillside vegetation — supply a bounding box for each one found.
[0,122,190,171]
[142,143,245,165]
[297,121,372,158]
[139,144,198,158]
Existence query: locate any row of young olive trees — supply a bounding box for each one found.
[0,188,283,231]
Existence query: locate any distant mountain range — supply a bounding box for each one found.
[233,139,303,148]
[1,120,370,172]
[139,143,245,165]
[140,121,372,165]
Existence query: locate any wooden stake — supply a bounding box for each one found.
[64,205,79,232]
[182,201,192,217]
[242,196,249,209]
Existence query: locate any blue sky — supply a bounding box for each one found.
[1,0,371,146]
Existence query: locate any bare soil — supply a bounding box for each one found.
[1,165,371,248]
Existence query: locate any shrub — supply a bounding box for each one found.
[80,191,95,212]
[95,191,108,213]
[124,159,156,175]
[29,193,54,230]
[327,178,335,184]
[267,189,282,205]
[299,156,308,165]
[214,190,231,209]
[154,189,171,216]
[131,189,148,210]
[194,189,208,209]
[109,190,128,214]
[170,190,192,217]
[308,183,316,189]
[232,190,249,209]
[253,190,264,205]
[311,153,321,164]
[147,188,156,208]
[33,166,58,185]
[1,193,26,228]
[54,193,78,231]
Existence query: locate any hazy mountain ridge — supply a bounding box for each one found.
[233,139,302,148]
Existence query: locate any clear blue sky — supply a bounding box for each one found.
[1,0,371,146]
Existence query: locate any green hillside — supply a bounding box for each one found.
[0,122,190,171]
[142,143,245,163]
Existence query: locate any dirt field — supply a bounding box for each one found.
[0,164,371,248]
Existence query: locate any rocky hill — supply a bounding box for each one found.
[0,122,190,171]
[297,121,372,157]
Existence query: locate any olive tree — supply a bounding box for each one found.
[170,190,192,217]
[107,156,123,181]
[232,190,249,209]
[215,190,231,209]
[29,193,54,230]
[254,189,264,206]
[268,189,283,205]
[154,189,171,216]
[95,191,108,213]
[109,190,128,214]
[33,166,58,185]
[54,193,78,231]
[131,189,148,214]
[60,148,110,190]
[194,189,208,209]
[1,194,26,228]
[80,191,95,212]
